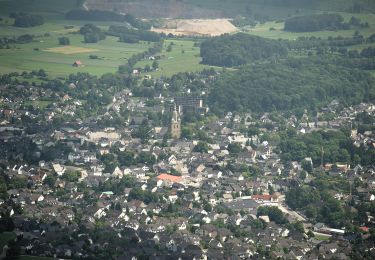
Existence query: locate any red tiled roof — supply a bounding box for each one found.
[157,174,182,183]
[359,226,369,232]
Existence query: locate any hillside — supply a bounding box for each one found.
[207,58,375,114]
[84,0,375,19]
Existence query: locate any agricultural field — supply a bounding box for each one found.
[0,18,152,77]
[243,12,375,40]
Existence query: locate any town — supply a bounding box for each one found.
[0,69,374,259]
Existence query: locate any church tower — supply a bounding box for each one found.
[171,104,181,139]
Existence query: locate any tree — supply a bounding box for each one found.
[193,141,209,153]
[301,159,313,173]
[43,174,57,187]
[228,143,242,155]
[58,36,70,45]
[152,60,159,70]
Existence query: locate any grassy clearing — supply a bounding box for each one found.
[24,100,52,109]
[0,231,16,249]
[135,39,215,77]
[315,234,331,241]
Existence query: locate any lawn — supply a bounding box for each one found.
[24,100,53,109]
[0,232,16,250]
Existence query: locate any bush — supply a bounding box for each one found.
[58,36,70,45]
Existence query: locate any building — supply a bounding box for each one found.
[173,96,208,114]
[72,60,83,67]
[171,104,181,139]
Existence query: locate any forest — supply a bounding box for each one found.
[284,13,348,32]
[107,25,161,43]
[11,13,44,27]
[200,33,288,67]
[65,9,151,30]
[279,129,375,166]
[207,58,375,115]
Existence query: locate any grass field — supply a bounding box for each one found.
[0,26,151,77]
[0,0,373,78]
[135,39,215,77]
[243,12,375,40]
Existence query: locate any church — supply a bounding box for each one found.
[171,104,181,139]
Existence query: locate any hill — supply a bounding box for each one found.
[207,58,375,114]
[84,0,375,19]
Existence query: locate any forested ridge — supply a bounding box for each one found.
[207,58,375,115]
[200,33,288,67]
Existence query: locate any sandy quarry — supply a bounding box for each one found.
[151,19,238,36]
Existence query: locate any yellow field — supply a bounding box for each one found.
[44,46,99,55]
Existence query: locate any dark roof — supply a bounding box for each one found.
[224,199,259,210]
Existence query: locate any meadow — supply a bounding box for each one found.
[135,39,214,78]
[243,12,375,40]
[0,18,152,77]
[0,0,374,78]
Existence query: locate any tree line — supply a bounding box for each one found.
[108,25,161,43]
[65,9,151,30]
[79,24,106,43]
[284,13,348,32]
[11,13,44,27]
[207,57,375,115]
[200,33,288,67]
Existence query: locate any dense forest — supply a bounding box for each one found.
[107,25,161,43]
[200,33,288,67]
[65,9,150,30]
[11,13,44,27]
[79,24,106,43]
[207,58,375,115]
[284,14,348,32]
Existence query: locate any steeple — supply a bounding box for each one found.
[171,103,181,139]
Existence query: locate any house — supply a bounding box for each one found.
[157,174,182,184]
[251,194,279,203]
[72,60,83,67]
[52,163,66,176]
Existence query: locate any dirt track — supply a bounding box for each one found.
[152,19,238,36]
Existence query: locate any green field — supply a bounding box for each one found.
[0,0,374,78]
[135,39,215,77]
[243,12,375,40]
[0,20,151,77]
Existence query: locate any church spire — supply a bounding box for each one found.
[171,103,181,139]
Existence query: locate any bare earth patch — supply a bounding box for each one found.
[44,46,99,55]
[152,19,238,36]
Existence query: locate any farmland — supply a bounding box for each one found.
[0,0,374,78]
[243,12,375,40]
